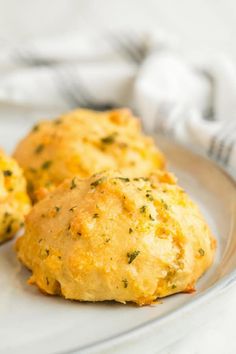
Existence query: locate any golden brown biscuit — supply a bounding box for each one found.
[13,108,165,203]
[0,149,31,244]
[16,170,216,305]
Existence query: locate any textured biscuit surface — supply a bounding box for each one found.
[16,171,216,305]
[0,149,31,243]
[14,108,165,202]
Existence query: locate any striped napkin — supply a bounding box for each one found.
[0,31,235,176]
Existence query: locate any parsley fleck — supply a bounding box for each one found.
[32,124,39,132]
[35,144,44,154]
[101,133,117,144]
[129,228,133,234]
[149,214,155,221]
[134,177,149,182]
[161,199,168,210]
[29,167,36,173]
[69,206,77,212]
[90,177,105,188]
[105,238,110,243]
[45,181,52,187]
[3,170,12,177]
[140,205,147,213]
[55,206,61,213]
[198,248,205,256]
[6,223,12,234]
[127,250,140,264]
[122,279,128,288]
[54,119,62,125]
[146,193,154,201]
[171,284,177,289]
[70,178,77,189]
[116,177,130,182]
[41,160,52,170]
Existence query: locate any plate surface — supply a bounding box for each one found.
[0,120,236,354]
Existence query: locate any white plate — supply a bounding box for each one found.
[0,121,236,354]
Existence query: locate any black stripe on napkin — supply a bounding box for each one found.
[51,66,118,111]
[208,121,236,165]
[107,33,145,64]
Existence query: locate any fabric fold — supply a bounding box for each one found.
[0,31,235,174]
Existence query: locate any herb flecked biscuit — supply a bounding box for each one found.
[16,171,216,305]
[0,149,31,244]
[13,108,165,203]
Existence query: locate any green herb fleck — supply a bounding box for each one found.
[161,199,168,210]
[93,213,99,218]
[41,160,52,170]
[90,177,105,188]
[70,178,77,190]
[35,144,44,154]
[55,206,61,213]
[127,250,140,264]
[129,228,133,234]
[198,248,205,256]
[149,214,155,221]
[122,279,128,288]
[105,238,110,243]
[3,170,12,177]
[116,177,130,182]
[171,284,177,289]
[29,167,36,173]
[146,193,154,201]
[54,119,62,125]
[134,177,149,182]
[69,206,77,212]
[32,124,39,132]
[101,133,117,144]
[6,223,12,234]
[140,205,147,213]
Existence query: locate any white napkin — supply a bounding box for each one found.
[0,31,235,176]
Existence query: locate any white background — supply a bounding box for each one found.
[1,0,236,60]
[0,1,236,353]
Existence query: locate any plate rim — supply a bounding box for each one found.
[1,136,236,354]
